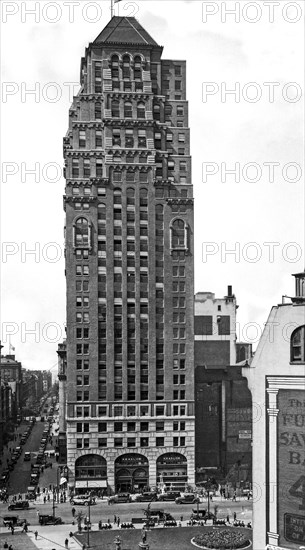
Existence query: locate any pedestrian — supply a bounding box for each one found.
[234,512,237,521]
[226,515,230,523]
[47,494,50,502]
[34,530,38,540]
[37,510,40,518]
[3,542,8,549]
[114,515,117,524]
[72,507,76,518]
[8,544,13,550]
[117,516,120,527]
[11,525,14,535]
[43,496,46,504]
[65,539,69,548]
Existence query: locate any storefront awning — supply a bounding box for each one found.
[75,480,107,488]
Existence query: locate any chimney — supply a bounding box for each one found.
[292,271,305,303]
[227,285,232,297]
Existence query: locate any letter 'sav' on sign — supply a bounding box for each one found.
[278,390,305,547]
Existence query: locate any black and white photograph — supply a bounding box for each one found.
[0,1,304,549]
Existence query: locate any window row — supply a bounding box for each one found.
[111,100,147,119]
[74,403,188,418]
[76,420,186,433]
[76,436,186,448]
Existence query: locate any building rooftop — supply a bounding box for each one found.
[93,16,160,47]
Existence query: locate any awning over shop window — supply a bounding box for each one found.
[75,480,107,488]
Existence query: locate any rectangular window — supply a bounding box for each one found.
[98,438,107,448]
[175,66,182,76]
[175,80,181,90]
[114,422,123,432]
[95,102,102,119]
[178,133,185,142]
[113,128,121,147]
[98,422,107,432]
[96,130,103,148]
[76,423,82,433]
[72,159,79,178]
[156,437,164,447]
[79,130,86,148]
[155,406,165,416]
[114,438,123,447]
[140,421,149,431]
[98,406,107,417]
[83,160,91,178]
[96,160,103,177]
[140,437,149,447]
[127,438,136,447]
[125,129,134,148]
[156,421,164,431]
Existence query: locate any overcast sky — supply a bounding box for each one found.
[1,0,304,375]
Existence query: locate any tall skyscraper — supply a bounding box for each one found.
[64,16,195,494]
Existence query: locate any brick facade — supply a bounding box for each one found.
[64,16,195,494]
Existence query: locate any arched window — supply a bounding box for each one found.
[74,217,90,248]
[140,188,148,207]
[127,187,135,206]
[112,99,120,118]
[111,55,119,79]
[171,219,187,250]
[137,102,145,119]
[124,102,132,118]
[113,188,122,205]
[291,325,305,362]
[75,454,107,479]
[123,55,131,79]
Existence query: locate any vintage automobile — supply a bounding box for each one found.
[3,515,28,527]
[157,491,181,502]
[39,514,63,525]
[70,495,96,506]
[108,493,131,504]
[175,493,200,504]
[134,492,158,502]
[8,500,29,511]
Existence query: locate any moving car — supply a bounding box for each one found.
[157,491,181,501]
[134,492,157,502]
[8,501,29,511]
[175,493,200,504]
[39,514,63,525]
[70,495,95,506]
[109,493,131,504]
[24,452,31,461]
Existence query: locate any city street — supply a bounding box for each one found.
[0,494,252,529]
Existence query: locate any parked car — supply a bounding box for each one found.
[24,452,31,461]
[157,491,181,502]
[175,493,200,504]
[109,493,131,504]
[135,492,157,502]
[39,514,63,525]
[70,495,96,506]
[8,500,29,511]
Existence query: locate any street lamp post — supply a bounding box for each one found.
[86,479,91,549]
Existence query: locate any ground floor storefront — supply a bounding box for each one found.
[68,450,195,495]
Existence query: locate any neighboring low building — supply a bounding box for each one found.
[0,353,22,424]
[243,272,305,550]
[194,287,253,486]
